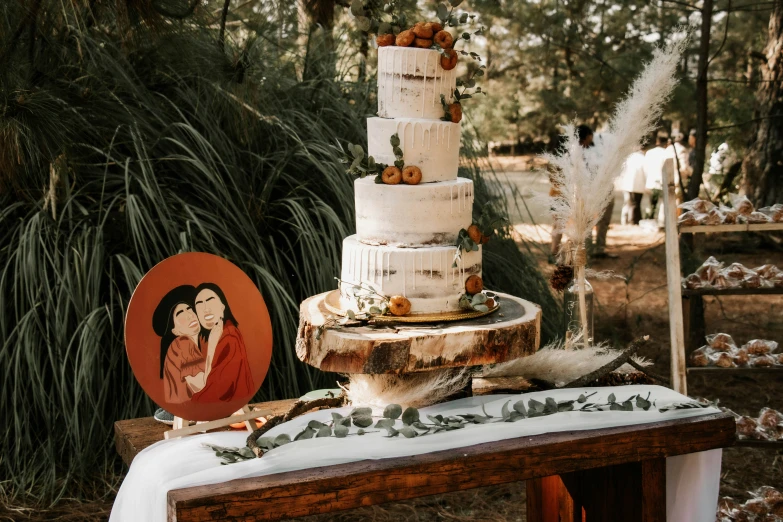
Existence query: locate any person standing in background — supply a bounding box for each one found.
[671,131,690,203]
[643,134,669,225]
[618,146,646,225]
[687,129,697,178]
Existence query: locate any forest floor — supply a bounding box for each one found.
[3,159,782,521]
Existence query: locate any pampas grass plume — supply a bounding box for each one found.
[541,37,688,249]
[342,369,470,409]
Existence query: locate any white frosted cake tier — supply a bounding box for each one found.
[355,176,473,247]
[339,235,482,314]
[377,47,457,120]
[368,117,459,183]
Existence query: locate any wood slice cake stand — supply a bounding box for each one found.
[296,291,541,374]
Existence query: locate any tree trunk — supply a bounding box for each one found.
[687,0,713,200]
[299,0,336,81]
[742,0,783,206]
[358,31,368,82]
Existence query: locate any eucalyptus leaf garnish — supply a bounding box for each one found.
[207,392,702,464]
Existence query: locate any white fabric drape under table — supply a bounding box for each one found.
[110,385,723,522]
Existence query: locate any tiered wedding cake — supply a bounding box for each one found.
[339,45,482,315]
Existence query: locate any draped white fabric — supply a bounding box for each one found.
[110,385,723,522]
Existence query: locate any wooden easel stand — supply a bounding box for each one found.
[166,406,272,439]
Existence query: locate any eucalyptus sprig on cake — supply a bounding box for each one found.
[459,289,497,313]
[440,65,487,124]
[379,133,424,185]
[349,0,408,37]
[339,278,391,317]
[453,207,505,267]
[343,134,423,185]
[341,142,387,179]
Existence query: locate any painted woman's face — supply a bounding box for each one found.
[171,303,199,337]
[195,289,225,330]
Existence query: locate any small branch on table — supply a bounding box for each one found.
[563,335,650,388]
[247,395,347,457]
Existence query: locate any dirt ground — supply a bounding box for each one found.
[4,161,783,521]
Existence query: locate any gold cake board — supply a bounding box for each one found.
[322,289,500,324]
[296,291,541,375]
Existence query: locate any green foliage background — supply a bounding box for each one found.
[0,0,558,504]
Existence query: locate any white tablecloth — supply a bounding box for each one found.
[110,385,723,522]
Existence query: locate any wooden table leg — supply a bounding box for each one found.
[526,457,666,522]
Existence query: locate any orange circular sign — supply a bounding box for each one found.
[125,253,272,421]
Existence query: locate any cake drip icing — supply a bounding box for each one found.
[354,177,473,247]
[377,47,457,120]
[339,235,482,314]
[367,117,460,183]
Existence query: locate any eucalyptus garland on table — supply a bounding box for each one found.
[205,393,713,465]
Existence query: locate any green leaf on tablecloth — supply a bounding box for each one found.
[557,400,575,412]
[353,415,373,428]
[528,399,544,413]
[375,418,395,429]
[210,391,670,465]
[399,426,418,438]
[294,427,316,440]
[238,447,255,459]
[413,421,431,432]
[636,392,652,411]
[384,404,403,420]
[501,400,511,421]
[382,425,399,437]
[402,407,420,425]
[255,437,274,450]
[427,414,444,425]
[274,434,292,446]
[351,407,372,418]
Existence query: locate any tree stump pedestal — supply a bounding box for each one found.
[295,291,541,375]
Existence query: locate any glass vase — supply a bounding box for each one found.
[564,276,594,348]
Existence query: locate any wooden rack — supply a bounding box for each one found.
[662,160,783,447]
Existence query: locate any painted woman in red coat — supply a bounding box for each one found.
[152,285,205,404]
[191,282,255,403]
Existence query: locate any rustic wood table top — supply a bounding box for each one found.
[114,403,735,522]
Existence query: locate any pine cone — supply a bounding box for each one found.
[550,264,573,292]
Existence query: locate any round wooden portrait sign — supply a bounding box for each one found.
[125,253,273,421]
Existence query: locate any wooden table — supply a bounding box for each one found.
[114,404,735,521]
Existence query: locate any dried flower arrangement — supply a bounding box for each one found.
[540,38,687,347]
